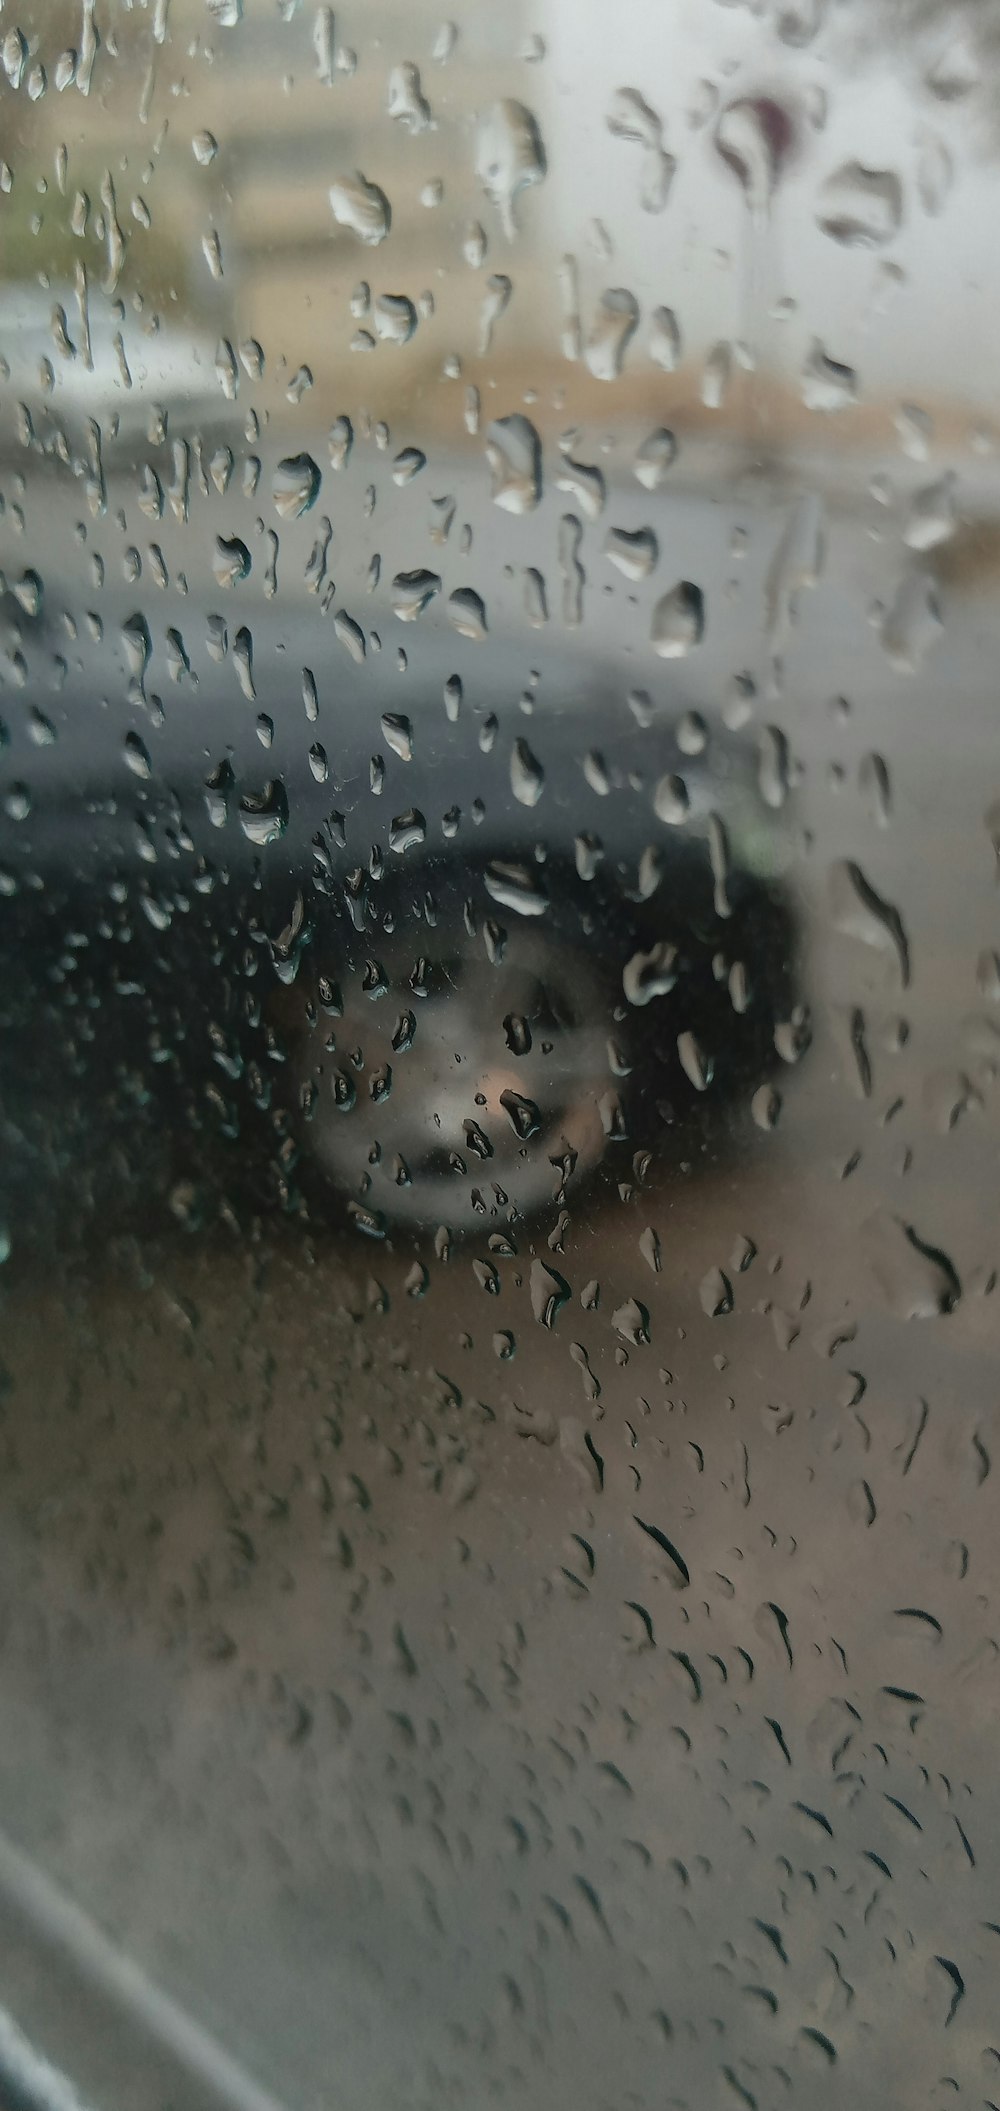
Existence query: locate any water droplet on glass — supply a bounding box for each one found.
[605,526,658,581]
[653,773,689,825]
[239,780,288,847]
[623,943,678,1006]
[329,172,391,245]
[484,861,547,916]
[801,340,858,412]
[387,61,431,132]
[830,860,910,986]
[485,415,541,513]
[649,307,682,372]
[448,587,488,640]
[903,473,956,552]
[879,571,942,672]
[213,534,251,587]
[272,453,321,521]
[651,581,704,657]
[715,96,795,217]
[817,162,903,247]
[530,1259,570,1328]
[510,738,544,807]
[635,428,677,490]
[585,288,639,382]
[389,808,426,854]
[475,100,546,239]
[391,569,441,620]
[862,1212,961,1319]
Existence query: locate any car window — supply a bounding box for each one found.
[1,3,998,2107]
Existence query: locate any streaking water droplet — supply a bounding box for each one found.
[862,1212,960,1319]
[830,860,910,986]
[585,288,639,381]
[817,162,903,246]
[510,738,544,807]
[653,773,689,825]
[649,306,681,371]
[485,414,541,512]
[879,571,942,671]
[475,100,546,238]
[530,1258,570,1327]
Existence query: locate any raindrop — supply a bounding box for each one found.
[391,569,441,620]
[623,942,678,1006]
[475,100,546,238]
[239,781,289,847]
[272,453,321,520]
[123,730,152,780]
[651,581,704,657]
[653,773,689,825]
[479,274,512,354]
[485,415,541,513]
[715,96,794,216]
[635,429,677,490]
[329,172,391,245]
[510,738,544,807]
[904,474,956,552]
[817,162,903,247]
[830,860,910,987]
[700,1267,733,1318]
[678,1031,713,1092]
[585,288,639,382]
[766,494,824,647]
[328,416,354,469]
[392,447,426,485]
[381,713,413,761]
[702,340,733,410]
[530,1259,571,1328]
[448,588,488,640]
[605,526,658,581]
[389,809,426,854]
[649,307,682,371]
[801,340,857,412]
[500,1089,541,1140]
[614,1298,650,1345]
[374,294,417,345]
[213,535,251,587]
[879,572,942,672]
[862,1212,961,1319]
[484,861,548,916]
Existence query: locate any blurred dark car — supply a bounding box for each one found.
[0,539,798,1247]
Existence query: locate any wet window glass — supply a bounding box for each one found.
[1,1,999,2105]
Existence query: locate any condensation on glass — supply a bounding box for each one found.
[0,1,998,2107]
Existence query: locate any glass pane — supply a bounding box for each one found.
[1,1,998,2105]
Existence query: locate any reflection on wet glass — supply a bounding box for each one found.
[0,0,999,2105]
